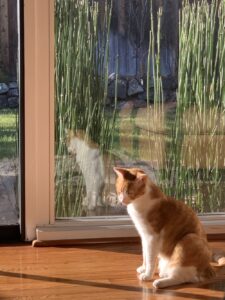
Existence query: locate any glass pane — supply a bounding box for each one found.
[55,0,225,218]
[0,0,20,225]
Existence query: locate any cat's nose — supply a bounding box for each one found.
[118,193,124,203]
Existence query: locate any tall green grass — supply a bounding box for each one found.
[0,109,18,159]
[118,0,225,213]
[178,0,225,110]
[55,0,113,217]
[160,0,225,212]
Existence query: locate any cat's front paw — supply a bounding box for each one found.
[136,265,145,274]
[139,272,152,281]
[153,279,164,289]
[159,271,167,278]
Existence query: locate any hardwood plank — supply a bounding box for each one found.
[0,242,224,299]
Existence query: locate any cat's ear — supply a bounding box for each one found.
[113,167,136,181]
[136,171,148,183]
[65,129,75,138]
[113,167,127,178]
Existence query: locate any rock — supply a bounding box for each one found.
[8,97,19,108]
[162,76,177,90]
[7,88,19,97]
[138,89,154,102]
[0,83,9,95]
[8,82,18,89]
[163,89,177,101]
[108,76,127,99]
[143,77,154,89]
[0,95,8,108]
[108,73,116,83]
[137,92,146,100]
[127,78,144,96]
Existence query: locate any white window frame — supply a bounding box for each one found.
[24,0,225,242]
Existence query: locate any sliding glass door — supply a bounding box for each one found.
[55,0,225,220]
[0,0,23,240]
[23,0,225,242]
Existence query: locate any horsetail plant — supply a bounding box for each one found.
[55,0,113,217]
[55,0,225,217]
[165,0,225,212]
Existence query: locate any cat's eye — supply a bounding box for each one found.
[125,189,133,196]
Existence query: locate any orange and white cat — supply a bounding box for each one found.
[114,167,225,288]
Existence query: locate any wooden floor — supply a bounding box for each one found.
[0,241,225,299]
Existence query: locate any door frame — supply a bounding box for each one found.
[24,0,54,240]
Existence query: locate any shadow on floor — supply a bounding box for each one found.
[0,270,224,300]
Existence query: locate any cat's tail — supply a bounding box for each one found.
[212,250,225,266]
[201,251,225,280]
[211,250,225,277]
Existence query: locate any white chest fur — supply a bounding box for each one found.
[68,136,105,208]
[127,201,154,238]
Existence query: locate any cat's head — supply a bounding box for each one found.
[65,129,85,142]
[66,129,99,154]
[114,167,148,205]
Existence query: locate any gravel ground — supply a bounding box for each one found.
[0,159,19,225]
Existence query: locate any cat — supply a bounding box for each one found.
[66,129,105,211]
[114,167,225,288]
